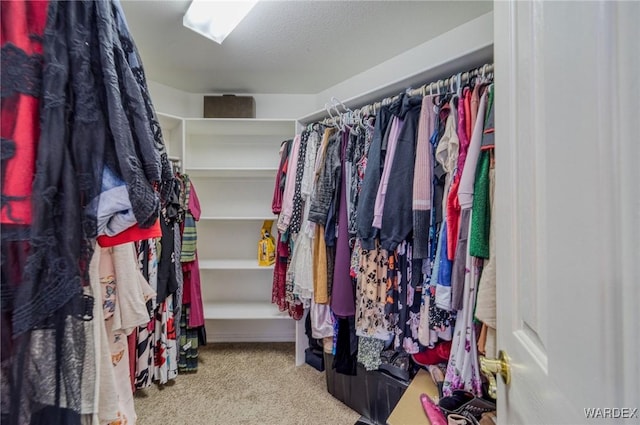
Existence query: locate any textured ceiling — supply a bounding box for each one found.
[120,0,493,94]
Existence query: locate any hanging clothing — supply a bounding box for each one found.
[272,139,292,215]
[179,176,204,328]
[88,247,120,425]
[355,242,391,340]
[178,305,200,372]
[331,131,356,317]
[290,129,321,304]
[356,105,393,250]
[446,90,472,260]
[373,116,404,229]
[332,317,358,376]
[451,91,488,311]
[413,96,437,259]
[308,129,340,225]
[288,130,310,235]
[179,176,199,263]
[153,296,178,384]
[277,134,302,233]
[442,91,490,397]
[0,0,47,226]
[384,241,423,354]
[434,107,460,311]
[2,1,169,423]
[475,163,496,358]
[310,299,334,340]
[442,220,483,397]
[346,128,371,239]
[313,225,329,304]
[469,86,495,259]
[418,108,455,348]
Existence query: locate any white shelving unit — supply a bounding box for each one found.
[157,112,184,160]
[159,116,297,341]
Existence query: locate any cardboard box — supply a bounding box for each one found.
[387,369,440,425]
[203,95,256,118]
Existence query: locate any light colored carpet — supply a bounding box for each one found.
[134,342,361,425]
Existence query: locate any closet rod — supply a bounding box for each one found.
[319,63,493,126]
[168,156,182,172]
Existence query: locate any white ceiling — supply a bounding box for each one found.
[120,0,493,94]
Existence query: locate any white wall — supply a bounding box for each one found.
[148,80,202,118]
[300,12,494,122]
[149,80,316,120]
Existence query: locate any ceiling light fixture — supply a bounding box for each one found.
[183,0,258,44]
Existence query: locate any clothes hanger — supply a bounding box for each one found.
[331,96,353,116]
[324,102,339,128]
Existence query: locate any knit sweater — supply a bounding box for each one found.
[412,96,436,259]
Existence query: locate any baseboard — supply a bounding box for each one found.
[205,333,296,343]
[204,319,296,343]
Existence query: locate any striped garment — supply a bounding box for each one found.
[180,177,198,262]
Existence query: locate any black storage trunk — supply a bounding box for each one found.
[203,94,256,118]
[324,353,409,425]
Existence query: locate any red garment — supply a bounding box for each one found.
[271,143,289,214]
[412,340,452,366]
[128,330,137,393]
[188,178,201,220]
[446,89,471,260]
[1,0,49,225]
[446,176,462,260]
[97,219,161,248]
[464,88,472,142]
[181,256,204,328]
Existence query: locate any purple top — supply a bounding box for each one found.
[331,131,356,317]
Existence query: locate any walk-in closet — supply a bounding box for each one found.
[1,1,637,425]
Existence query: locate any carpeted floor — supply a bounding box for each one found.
[134,342,361,425]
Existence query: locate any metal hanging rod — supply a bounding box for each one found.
[318,63,494,127]
[168,156,182,172]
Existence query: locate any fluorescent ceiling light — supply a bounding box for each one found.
[183,0,258,44]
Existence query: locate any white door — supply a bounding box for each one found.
[494,1,639,423]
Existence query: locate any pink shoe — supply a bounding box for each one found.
[420,393,448,425]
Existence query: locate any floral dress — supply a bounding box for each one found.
[442,211,483,397]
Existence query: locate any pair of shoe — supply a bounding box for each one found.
[446,411,496,425]
[438,390,496,422]
[426,363,447,399]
